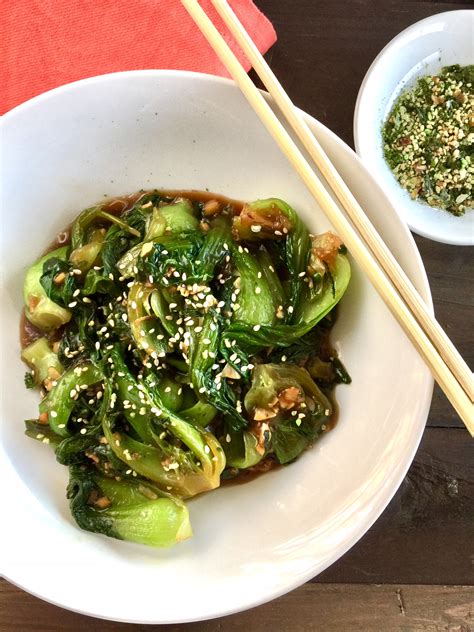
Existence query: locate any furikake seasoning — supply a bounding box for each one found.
[382,65,473,216]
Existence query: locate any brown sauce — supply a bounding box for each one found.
[20,310,43,349]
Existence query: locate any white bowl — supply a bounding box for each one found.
[0,71,433,623]
[354,10,474,246]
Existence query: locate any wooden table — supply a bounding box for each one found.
[2,1,473,629]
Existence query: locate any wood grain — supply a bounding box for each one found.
[1,581,473,631]
[2,0,473,628]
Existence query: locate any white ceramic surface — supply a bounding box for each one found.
[354,10,474,246]
[1,71,433,624]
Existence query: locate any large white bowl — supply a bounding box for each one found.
[354,10,474,246]
[0,71,433,624]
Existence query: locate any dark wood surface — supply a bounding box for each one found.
[2,1,473,629]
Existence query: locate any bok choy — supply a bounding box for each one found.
[20,189,351,548]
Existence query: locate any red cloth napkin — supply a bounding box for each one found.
[1,0,276,114]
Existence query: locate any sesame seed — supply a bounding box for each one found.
[95,341,100,350]
[288,306,294,314]
[80,428,87,435]
[253,325,261,331]
[255,287,261,294]
[250,225,262,233]
[68,301,77,308]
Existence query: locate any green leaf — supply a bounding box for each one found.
[67,465,192,547]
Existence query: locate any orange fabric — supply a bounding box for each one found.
[1,0,276,114]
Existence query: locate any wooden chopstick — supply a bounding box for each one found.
[181,0,473,433]
[210,0,473,404]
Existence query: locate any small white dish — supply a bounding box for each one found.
[1,71,433,623]
[354,10,474,246]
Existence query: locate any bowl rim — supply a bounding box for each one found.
[1,69,434,623]
[353,9,474,246]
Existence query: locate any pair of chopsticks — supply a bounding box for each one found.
[181,0,473,434]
